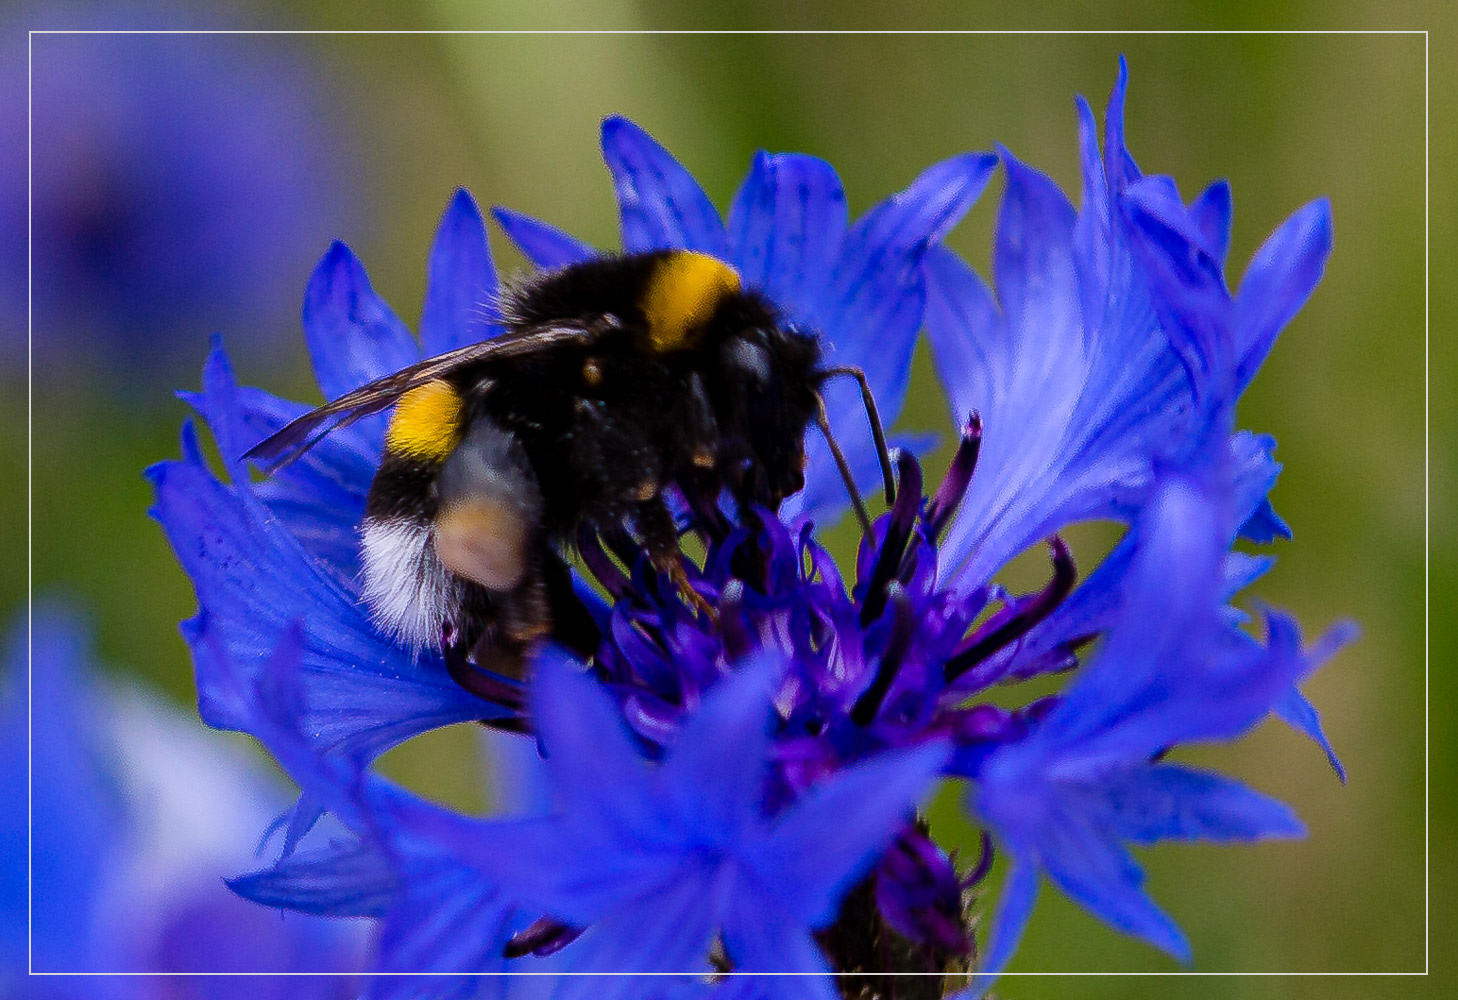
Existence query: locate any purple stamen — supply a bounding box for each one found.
[924,412,982,543]
[850,584,916,725]
[504,917,583,958]
[618,686,686,747]
[715,580,755,660]
[961,830,995,888]
[951,636,1084,693]
[441,631,527,725]
[859,451,923,627]
[577,526,634,602]
[874,825,973,954]
[944,536,1077,683]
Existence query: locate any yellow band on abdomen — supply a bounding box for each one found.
[386,380,463,462]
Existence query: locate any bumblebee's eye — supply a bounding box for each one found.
[433,419,543,592]
[727,338,770,385]
[582,359,604,387]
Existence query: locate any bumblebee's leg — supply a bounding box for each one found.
[541,549,601,660]
[818,365,896,506]
[499,550,552,647]
[814,393,875,539]
[682,472,731,545]
[633,494,714,619]
[682,371,720,473]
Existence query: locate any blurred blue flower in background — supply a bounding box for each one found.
[149,62,1352,995]
[7,16,355,382]
[2,602,365,992]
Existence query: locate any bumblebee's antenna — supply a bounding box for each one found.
[815,393,874,539]
[818,366,896,506]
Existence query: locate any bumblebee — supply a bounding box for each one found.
[248,249,892,675]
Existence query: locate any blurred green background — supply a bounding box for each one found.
[8,7,1448,998]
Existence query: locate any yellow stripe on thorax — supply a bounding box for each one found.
[385,380,463,462]
[641,251,740,352]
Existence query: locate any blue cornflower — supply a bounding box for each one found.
[155,63,1351,994]
[150,124,992,801]
[9,15,354,378]
[3,602,364,992]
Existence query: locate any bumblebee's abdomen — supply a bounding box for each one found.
[363,378,549,651]
[359,451,456,650]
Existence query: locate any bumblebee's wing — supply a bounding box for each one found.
[244,324,597,470]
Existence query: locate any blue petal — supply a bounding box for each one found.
[959,860,1039,998]
[376,658,672,925]
[149,420,492,763]
[1228,430,1291,542]
[1007,427,1283,681]
[1190,180,1233,267]
[492,206,600,270]
[1233,199,1333,392]
[1240,499,1292,545]
[531,650,660,842]
[367,861,514,999]
[481,726,553,817]
[202,622,379,863]
[1272,618,1358,779]
[923,245,1005,425]
[976,470,1223,782]
[1037,805,1191,961]
[744,741,949,927]
[1102,56,1141,191]
[1274,688,1346,782]
[788,152,996,522]
[974,766,1194,962]
[660,654,781,844]
[1071,95,1111,325]
[181,344,378,580]
[726,151,848,321]
[387,798,668,928]
[1121,176,1234,416]
[420,189,500,355]
[550,871,718,988]
[1223,552,1274,600]
[973,479,1328,966]
[1103,764,1305,843]
[720,887,836,996]
[991,145,1079,352]
[228,837,396,918]
[302,241,421,401]
[810,151,996,400]
[14,606,124,973]
[926,229,1187,591]
[1034,477,1241,761]
[600,116,728,257]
